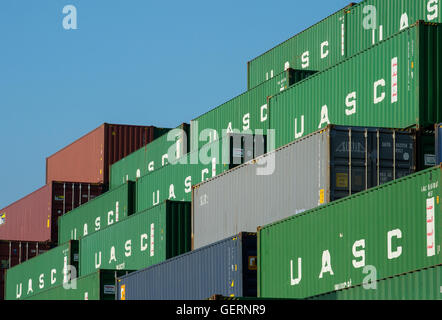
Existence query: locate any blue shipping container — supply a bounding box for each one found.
[436,124,442,164]
[116,233,257,300]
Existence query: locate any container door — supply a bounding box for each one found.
[372,130,415,187]
[394,132,416,179]
[228,133,266,170]
[374,130,395,186]
[330,128,369,201]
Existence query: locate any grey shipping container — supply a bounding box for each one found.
[192,125,423,250]
[117,233,257,300]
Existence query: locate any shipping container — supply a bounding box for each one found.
[5,241,79,300]
[116,233,257,300]
[0,240,51,300]
[247,4,353,89]
[436,123,442,164]
[346,0,442,58]
[190,69,315,152]
[110,123,190,189]
[269,22,442,150]
[192,125,430,250]
[0,240,51,270]
[137,133,266,212]
[247,0,441,89]
[79,201,191,277]
[307,265,442,300]
[0,182,104,243]
[46,123,170,185]
[26,270,133,301]
[58,181,136,244]
[258,166,442,299]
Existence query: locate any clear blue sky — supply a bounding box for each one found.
[0,0,352,209]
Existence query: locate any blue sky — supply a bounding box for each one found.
[0,0,352,208]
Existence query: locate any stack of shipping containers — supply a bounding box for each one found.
[1,123,168,299]
[2,0,442,300]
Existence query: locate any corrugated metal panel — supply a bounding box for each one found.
[0,241,51,300]
[247,1,442,90]
[308,265,442,300]
[258,166,442,298]
[0,185,51,242]
[190,69,316,153]
[46,123,169,185]
[346,0,442,57]
[25,270,132,300]
[136,134,263,212]
[5,241,79,300]
[50,182,105,243]
[46,124,105,185]
[247,4,353,89]
[192,128,328,250]
[0,240,52,269]
[0,182,103,243]
[79,201,191,277]
[28,270,101,300]
[110,123,190,190]
[58,181,135,244]
[136,156,216,212]
[269,23,442,150]
[116,233,257,300]
[105,125,170,185]
[192,125,418,250]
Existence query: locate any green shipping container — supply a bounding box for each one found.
[5,241,78,300]
[58,181,136,244]
[247,0,441,89]
[190,69,315,152]
[247,4,351,89]
[308,265,442,300]
[136,135,247,212]
[346,0,441,57]
[269,22,442,149]
[26,270,132,300]
[258,166,442,299]
[110,123,190,189]
[79,201,191,277]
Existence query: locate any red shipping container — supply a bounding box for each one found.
[46,123,169,185]
[0,240,51,300]
[0,182,104,243]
